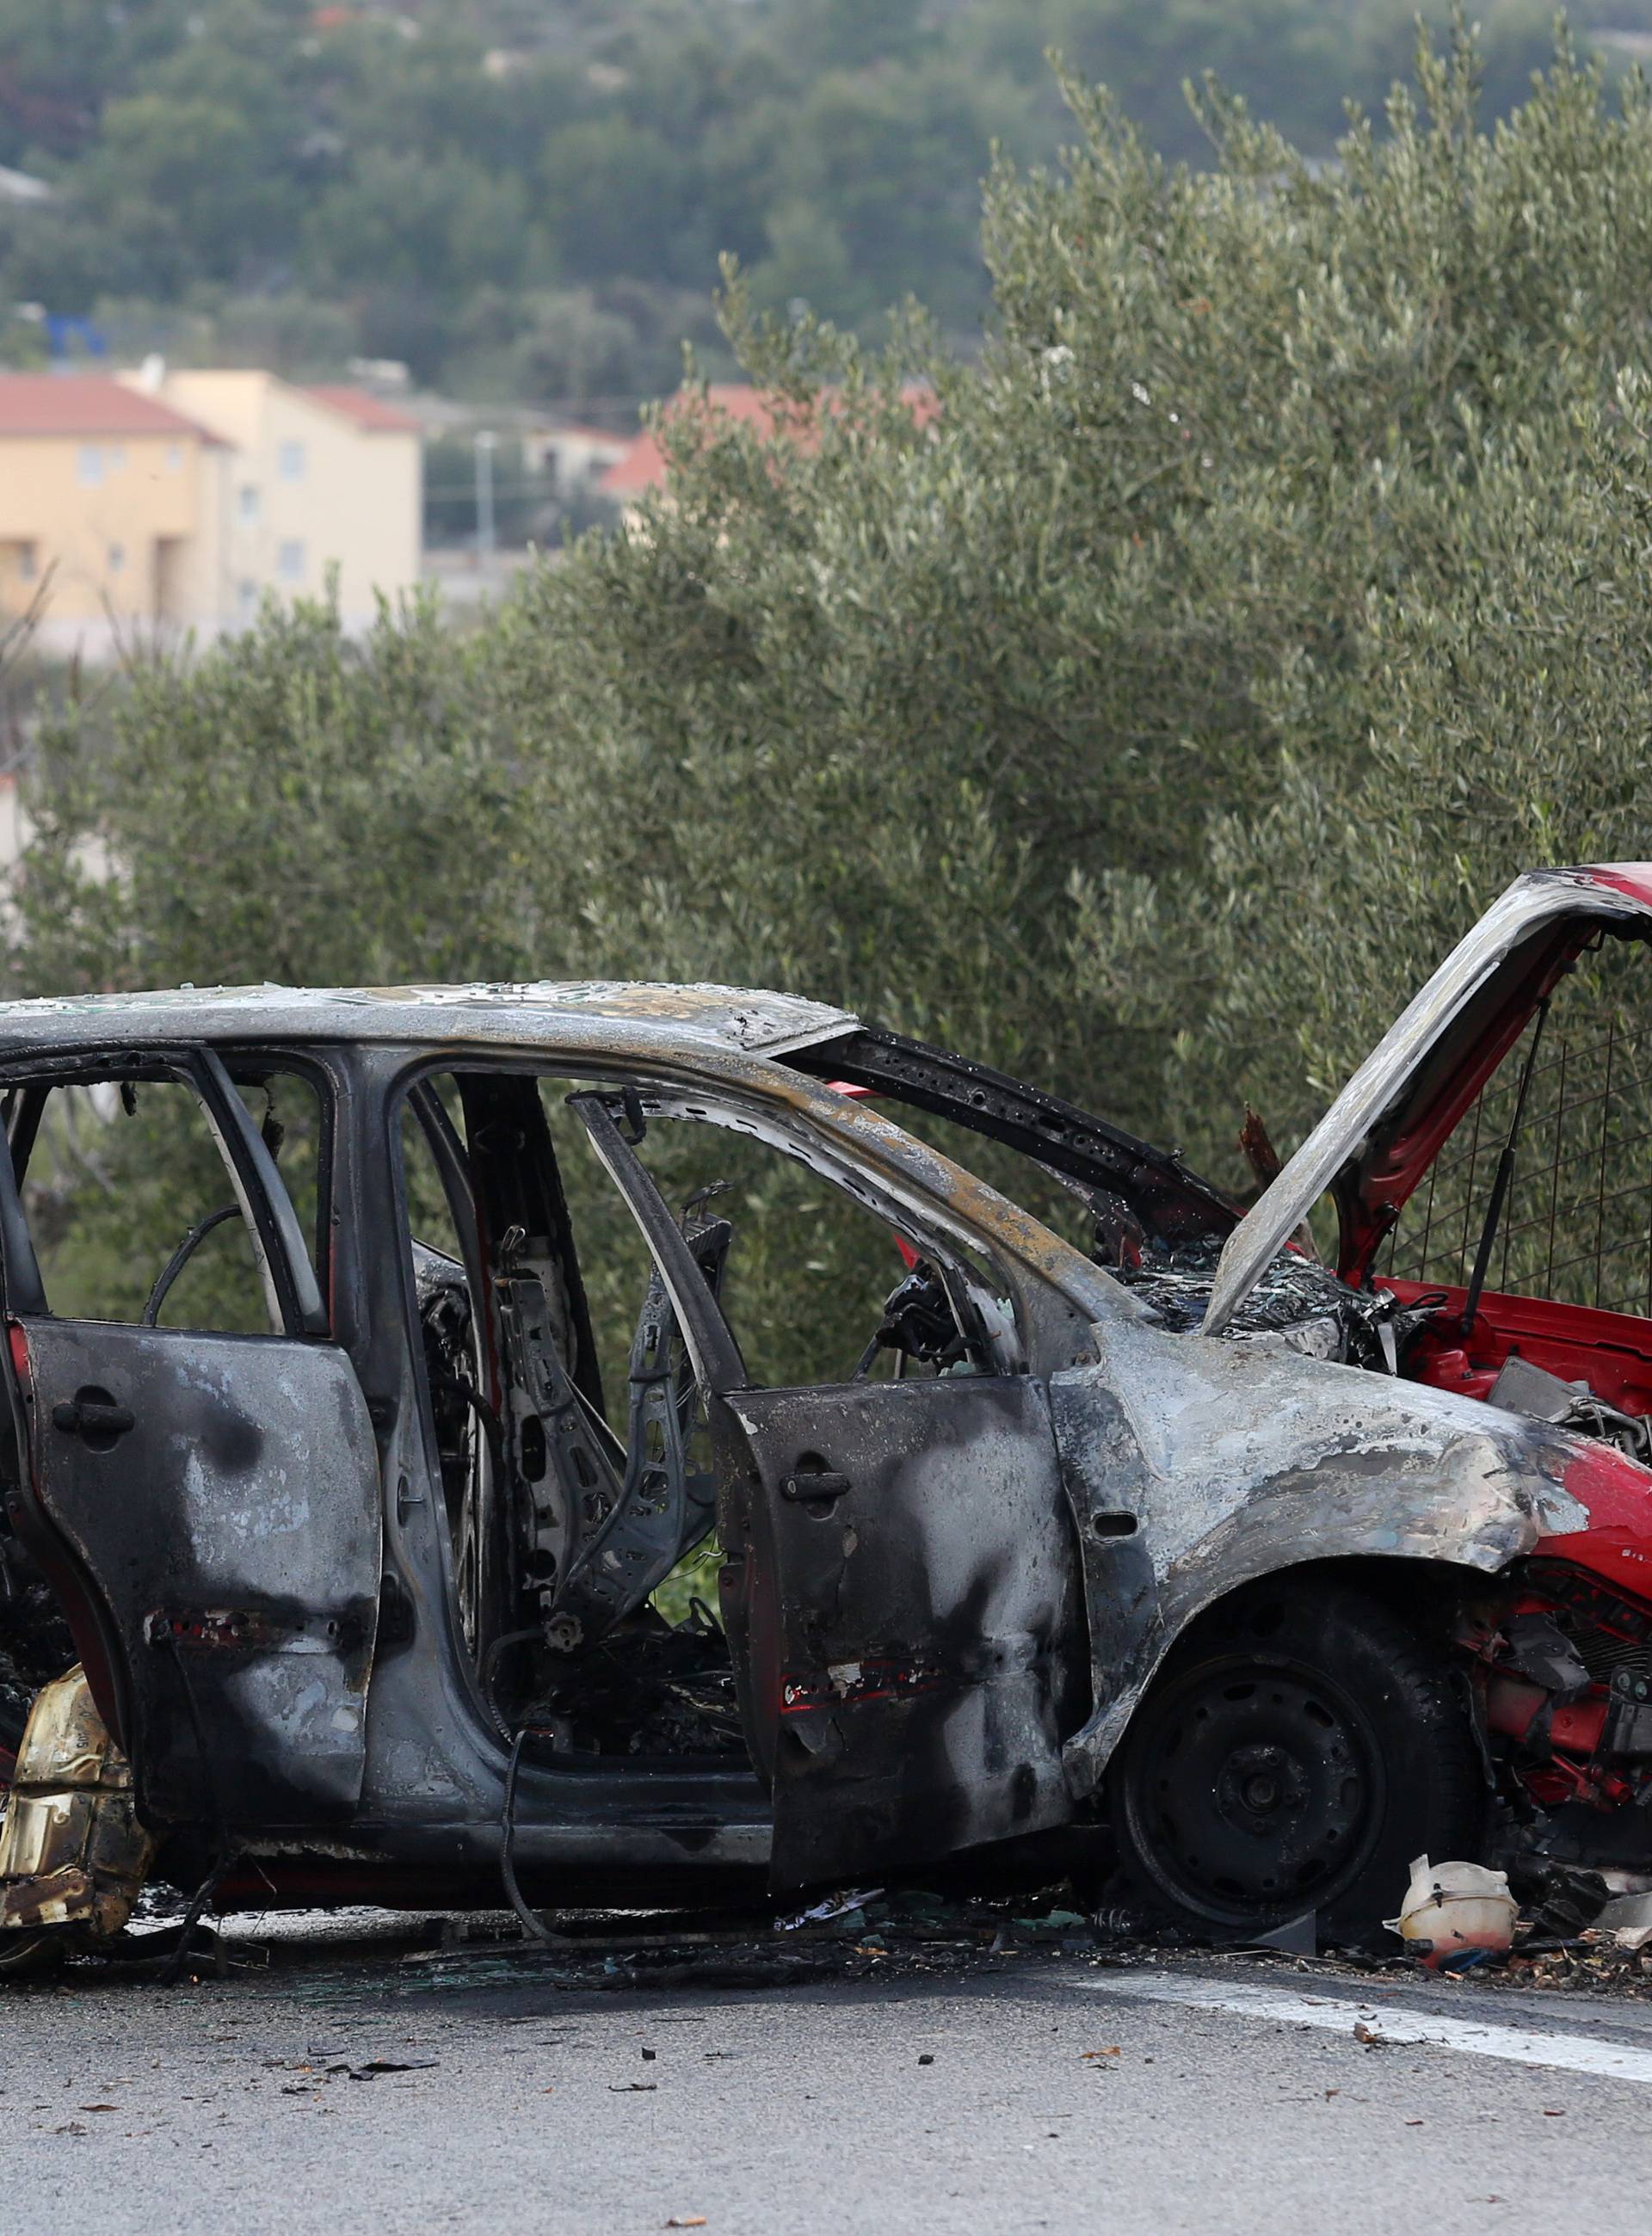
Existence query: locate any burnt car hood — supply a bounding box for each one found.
[1202,866,1652,1338]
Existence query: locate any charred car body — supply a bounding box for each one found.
[5,865,1652,1954]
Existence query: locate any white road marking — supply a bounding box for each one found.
[1071,1968,1652,2085]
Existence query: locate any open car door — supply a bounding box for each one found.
[0,1049,382,1830]
[572,1093,1085,1890]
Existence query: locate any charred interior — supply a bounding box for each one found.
[399,1062,1008,1770]
[412,983,1652,1900]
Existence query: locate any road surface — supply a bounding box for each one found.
[3,1913,1649,2234]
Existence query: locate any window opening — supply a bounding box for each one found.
[12,1064,324,1336]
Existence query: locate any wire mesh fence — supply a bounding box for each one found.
[1381,988,1652,1317]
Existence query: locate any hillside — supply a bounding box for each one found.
[0,2,1624,414]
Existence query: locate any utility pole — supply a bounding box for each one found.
[473,429,497,565]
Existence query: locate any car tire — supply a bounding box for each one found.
[1108,1578,1485,1938]
[0,1927,66,1978]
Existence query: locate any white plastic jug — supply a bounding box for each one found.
[1386,1854,1519,1969]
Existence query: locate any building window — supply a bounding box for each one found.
[15,543,36,582]
[107,543,125,575]
[277,440,305,484]
[77,445,102,488]
[276,539,305,584]
[165,444,183,473]
[238,484,261,524]
[237,580,258,619]
[106,445,126,472]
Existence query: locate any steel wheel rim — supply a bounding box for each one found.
[1124,1649,1384,1924]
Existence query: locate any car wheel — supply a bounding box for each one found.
[1109,1580,1484,1937]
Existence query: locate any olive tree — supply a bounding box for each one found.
[17,23,1652,1220]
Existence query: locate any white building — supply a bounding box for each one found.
[120,367,422,633]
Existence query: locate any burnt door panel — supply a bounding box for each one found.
[13,1315,381,1826]
[719,1374,1083,1890]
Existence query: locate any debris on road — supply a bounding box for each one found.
[775,1888,883,1931]
[0,1666,153,1948]
[1598,1893,1652,1951]
[1389,1857,1518,1972]
[1509,1864,1609,1953]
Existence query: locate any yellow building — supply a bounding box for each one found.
[0,368,422,659]
[133,369,422,632]
[0,374,227,656]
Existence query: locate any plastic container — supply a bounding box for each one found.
[1386,1854,1519,1969]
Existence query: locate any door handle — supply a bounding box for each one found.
[781,1471,851,1502]
[52,1399,135,1443]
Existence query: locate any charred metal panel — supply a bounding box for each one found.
[1051,1317,1590,1794]
[718,1375,1083,1889]
[786,1028,1236,1247]
[552,1252,725,1647]
[13,1319,381,1827]
[459,1071,603,1419]
[0,980,859,1060]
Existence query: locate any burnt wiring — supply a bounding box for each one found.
[1113,1231,1438,1371]
[498,1725,571,1948]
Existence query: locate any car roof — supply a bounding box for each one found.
[0,979,860,1060]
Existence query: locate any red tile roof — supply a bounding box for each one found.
[598,381,937,498]
[0,374,221,441]
[304,385,420,434]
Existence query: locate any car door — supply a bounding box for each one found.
[0,1048,383,1829]
[571,1093,1085,1890]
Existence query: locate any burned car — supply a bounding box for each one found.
[6,865,1652,1960]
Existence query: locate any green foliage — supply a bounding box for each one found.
[15,594,537,994]
[15,18,1652,1307]
[1052,30,1652,1161]
[0,1,1585,403]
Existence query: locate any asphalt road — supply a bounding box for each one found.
[5,1914,1652,2235]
